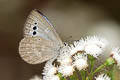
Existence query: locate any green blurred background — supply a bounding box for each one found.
[0,0,120,80]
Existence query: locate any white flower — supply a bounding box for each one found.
[30,75,42,80]
[58,65,74,77]
[69,36,108,58]
[95,73,111,80]
[43,75,60,80]
[111,47,120,68]
[60,57,72,65]
[70,39,85,55]
[84,36,108,58]
[42,58,57,76]
[73,54,88,71]
[57,44,72,65]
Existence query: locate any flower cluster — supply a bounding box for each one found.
[41,36,110,79]
[95,73,111,80]
[29,36,120,80]
[69,36,108,58]
[42,57,60,80]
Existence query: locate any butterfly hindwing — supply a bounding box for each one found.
[19,37,58,64]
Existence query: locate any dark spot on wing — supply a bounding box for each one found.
[34,22,37,25]
[34,9,53,26]
[33,26,37,30]
[33,31,37,35]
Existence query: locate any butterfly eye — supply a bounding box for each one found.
[33,26,37,30]
[33,31,37,35]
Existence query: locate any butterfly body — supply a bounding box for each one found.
[19,9,63,64]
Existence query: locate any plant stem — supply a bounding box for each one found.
[87,55,95,80]
[88,55,95,73]
[89,57,116,80]
[88,62,107,80]
[69,71,79,80]
[90,57,95,73]
[86,76,89,80]
[93,62,107,75]
[80,70,86,80]
[108,65,116,80]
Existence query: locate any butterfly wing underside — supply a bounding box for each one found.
[19,9,63,64]
[19,37,58,64]
[24,9,63,47]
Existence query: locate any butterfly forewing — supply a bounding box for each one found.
[19,37,58,64]
[24,9,63,47]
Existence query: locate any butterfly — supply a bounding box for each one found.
[19,9,63,64]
